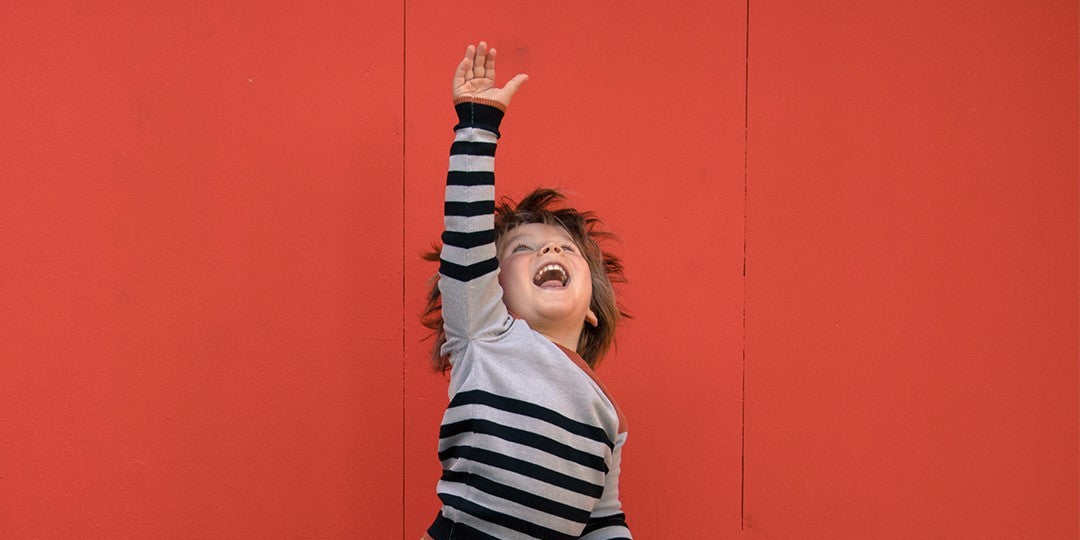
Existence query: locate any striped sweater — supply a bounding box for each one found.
[428,100,631,540]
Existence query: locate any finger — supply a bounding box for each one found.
[485,47,497,81]
[501,73,529,100]
[473,41,488,79]
[452,55,471,92]
[463,44,476,80]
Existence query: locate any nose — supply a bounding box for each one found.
[540,243,563,255]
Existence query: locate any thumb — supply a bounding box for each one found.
[502,73,529,99]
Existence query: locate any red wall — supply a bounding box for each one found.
[402,2,747,536]
[1,2,404,537]
[743,2,1079,536]
[2,2,1077,538]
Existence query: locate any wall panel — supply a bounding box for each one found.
[0,2,404,537]
[744,2,1079,537]
[403,2,747,537]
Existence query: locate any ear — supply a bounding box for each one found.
[585,309,598,327]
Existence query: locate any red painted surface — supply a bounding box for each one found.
[744,1,1079,537]
[403,2,747,537]
[0,2,403,538]
[1,1,1076,538]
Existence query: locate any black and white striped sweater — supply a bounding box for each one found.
[427,100,631,540]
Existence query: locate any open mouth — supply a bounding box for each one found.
[533,263,569,289]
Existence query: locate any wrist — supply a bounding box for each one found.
[452,96,507,112]
[453,100,505,137]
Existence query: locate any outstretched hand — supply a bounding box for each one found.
[452,41,528,109]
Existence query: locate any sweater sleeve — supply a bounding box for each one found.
[437,100,513,357]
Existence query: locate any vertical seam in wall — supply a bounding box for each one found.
[741,0,750,531]
[400,1,407,537]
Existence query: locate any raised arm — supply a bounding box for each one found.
[438,42,529,355]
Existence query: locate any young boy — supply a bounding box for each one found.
[421,42,633,539]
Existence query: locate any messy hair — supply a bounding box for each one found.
[422,188,628,373]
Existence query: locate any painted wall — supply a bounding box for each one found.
[402,2,747,537]
[1,2,404,537]
[2,1,1076,538]
[743,2,1078,537]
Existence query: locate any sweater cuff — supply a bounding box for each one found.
[453,96,507,112]
[453,99,505,138]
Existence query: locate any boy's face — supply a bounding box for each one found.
[497,223,598,335]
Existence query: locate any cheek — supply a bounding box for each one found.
[496,271,512,291]
[497,260,527,292]
[576,261,594,290]
[497,265,530,315]
[575,268,595,299]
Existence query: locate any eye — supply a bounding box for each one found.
[512,244,531,253]
[562,244,577,253]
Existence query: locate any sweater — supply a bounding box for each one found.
[427,101,632,540]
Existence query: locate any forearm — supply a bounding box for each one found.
[437,100,510,349]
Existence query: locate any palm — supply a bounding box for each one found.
[452,42,527,108]
[455,77,500,101]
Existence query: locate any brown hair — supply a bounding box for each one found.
[422,188,628,373]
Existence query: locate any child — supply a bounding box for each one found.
[421,42,633,539]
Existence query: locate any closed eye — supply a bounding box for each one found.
[562,245,577,252]
[512,244,531,253]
